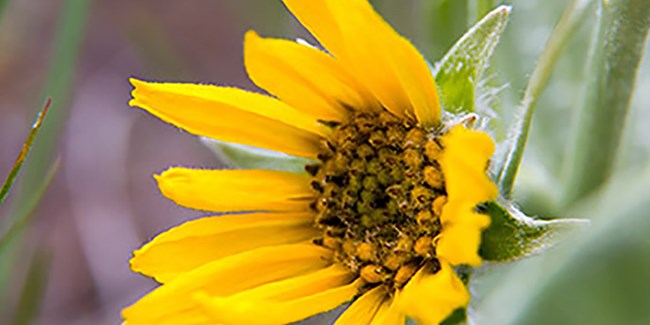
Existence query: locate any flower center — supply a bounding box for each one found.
[308,110,447,289]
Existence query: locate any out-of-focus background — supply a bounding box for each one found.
[0,0,648,324]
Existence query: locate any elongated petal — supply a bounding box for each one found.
[397,263,469,325]
[370,295,405,325]
[244,31,377,120]
[130,78,325,158]
[334,286,386,325]
[122,243,332,324]
[281,0,344,55]
[223,264,354,301]
[283,0,441,125]
[198,278,363,325]
[154,167,313,212]
[130,212,319,283]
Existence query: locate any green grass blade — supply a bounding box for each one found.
[0,99,51,208]
[497,0,592,197]
[10,249,51,325]
[0,159,60,254]
[0,0,91,314]
[16,0,91,201]
[562,0,650,205]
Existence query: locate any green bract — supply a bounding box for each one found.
[479,200,588,262]
[434,5,510,116]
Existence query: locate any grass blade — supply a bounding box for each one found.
[1,0,91,314]
[0,159,60,253]
[10,249,51,325]
[17,0,91,194]
[0,99,51,208]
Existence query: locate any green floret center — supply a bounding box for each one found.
[308,110,447,289]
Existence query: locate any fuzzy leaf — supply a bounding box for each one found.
[480,200,589,262]
[201,137,312,173]
[562,0,650,204]
[434,5,510,115]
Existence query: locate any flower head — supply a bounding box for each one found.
[123,0,497,324]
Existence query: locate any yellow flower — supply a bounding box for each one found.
[123,0,498,324]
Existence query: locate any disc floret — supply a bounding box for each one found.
[309,110,448,290]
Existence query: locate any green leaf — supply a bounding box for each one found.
[201,138,313,173]
[434,5,510,115]
[496,0,594,197]
[0,99,51,208]
[480,199,588,262]
[562,0,650,205]
[474,168,650,324]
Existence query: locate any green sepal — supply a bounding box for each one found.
[479,199,589,262]
[200,137,313,173]
[434,5,510,115]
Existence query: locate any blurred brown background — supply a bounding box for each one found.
[0,1,291,323]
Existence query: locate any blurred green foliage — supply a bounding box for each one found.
[0,0,91,322]
[563,0,650,204]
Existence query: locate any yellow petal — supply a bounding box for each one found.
[222,264,354,302]
[437,207,491,267]
[281,0,344,56]
[283,0,441,125]
[244,31,377,120]
[129,78,325,158]
[398,263,469,325]
[439,125,498,204]
[122,243,332,324]
[154,167,313,212]
[197,277,363,325]
[334,286,386,325]
[130,211,319,283]
[370,295,406,325]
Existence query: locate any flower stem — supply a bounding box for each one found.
[497,0,592,197]
[562,0,650,206]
